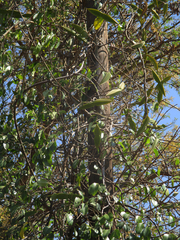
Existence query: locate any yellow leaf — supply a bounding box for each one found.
[94,17,104,30]
[20,227,25,239]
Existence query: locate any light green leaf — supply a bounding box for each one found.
[100,72,112,85]
[88,8,118,25]
[147,54,158,70]
[79,98,112,110]
[88,183,99,196]
[66,213,73,225]
[80,203,88,215]
[94,124,101,149]
[151,199,158,207]
[119,82,125,90]
[136,116,150,137]
[120,211,129,220]
[135,216,142,223]
[94,17,104,30]
[136,223,144,234]
[142,227,151,240]
[132,41,145,49]
[107,88,123,97]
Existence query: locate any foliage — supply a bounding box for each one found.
[0,0,180,239]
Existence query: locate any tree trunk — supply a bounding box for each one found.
[85,1,113,194]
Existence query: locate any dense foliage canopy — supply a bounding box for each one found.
[0,0,180,239]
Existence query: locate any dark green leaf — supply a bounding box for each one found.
[152,69,165,96]
[136,116,150,137]
[71,24,88,38]
[88,8,118,25]
[128,115,137,132]
[147,54,158,70]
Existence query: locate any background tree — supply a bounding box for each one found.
[0,0,180,239]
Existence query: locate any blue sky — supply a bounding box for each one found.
[164,88,180,126]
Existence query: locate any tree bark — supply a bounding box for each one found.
[85,0,113,194]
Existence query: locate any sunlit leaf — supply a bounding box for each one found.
[88,183,99,196]
[107,88,124,97]
[100,72,112,84]
[94,17,104,30]
[132,41,145,49]
[79,98,112,110]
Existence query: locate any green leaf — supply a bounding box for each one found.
[121,211,129,220]
[110,229,120,239]
[128,115,137,132]
[100,72,112,85]
[100,228,111,238]
[43,226,52,236]
[73,159,79,169]
[79,98,112,110]
[163,3,168,15]
[94,17,104,30]
[71,24,88,38]
[151,199,158,207]
[152,69,165,96]
[88,183,99,196]
[138,84,154,106]
[157,90,163,103]
[74,197,82,207]
[62,26,87,42]
[162,75,172,84]
[66,213,73,226]
[132,41,145,49]
[136,116,150,137]
[0,9,32,18]
[80,203,88,215]
[151,9,159,19]
[50,193,79,200]
[88,8,118,25]
[94,124,101,149]
[107,88,123,97]
[147,54,158,70]
[135,216,142,223]
[37,179,48,187]
[142,226,151,240]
